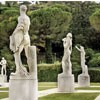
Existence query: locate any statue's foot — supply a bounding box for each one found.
[11,71,20,76]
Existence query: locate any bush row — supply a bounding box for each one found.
[5,63,100,82]
[38,63,100,82]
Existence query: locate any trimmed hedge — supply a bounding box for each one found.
[38,62,62,82]
[5,63,100,82]
[38,63,100,82]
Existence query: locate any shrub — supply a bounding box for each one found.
[73,68,100,82]
[85,48,94,65]
[88,53,100,67]
[38,62,61,82]
[89,68,100,82]
[7,62,100,82]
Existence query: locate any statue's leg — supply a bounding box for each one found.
[4,67,6,76]
[14,45,24,74]
[69,61,72,75]
[18,45,24,68]
[62,60,66,74]
[24,45,30,72]
[1,67,3,76]
[14,52,21,74]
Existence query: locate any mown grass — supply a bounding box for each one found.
[38,82,57,86]
[91,83,100,86]
[0,82,100,99]
[0,82,57,91]
[0,92,8,99]
[39,93,99,100]
[0,87,9,91]
[76,87,100,90]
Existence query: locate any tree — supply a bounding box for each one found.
[89,9,100,32]
[30,6,72,63]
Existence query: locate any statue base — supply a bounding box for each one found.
[9,75,38,100]
[0,75,7,86]
[78,74,90,87]
[58,74,75,93]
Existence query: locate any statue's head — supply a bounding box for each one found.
[66,33,72,38]
[20,5,27,13]
[2,57,4,60]
[80,46,84,50]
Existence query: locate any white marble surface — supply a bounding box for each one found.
[62,33,72,75]
[58,74,74,93]
[9,76,38,100]
[78,74,90,87]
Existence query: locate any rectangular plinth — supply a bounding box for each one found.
[58,74,75,93]
[9,76,38,100]
[78,74,90,87]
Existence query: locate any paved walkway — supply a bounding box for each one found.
[95,95,100,100]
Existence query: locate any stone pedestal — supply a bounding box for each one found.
[0,75,7,86]
[0,75,3,86]
[9,75,38,100]
[4,75,7,82]
[9,46,38,100]
[58,74,74,93]
[78,74,90,87]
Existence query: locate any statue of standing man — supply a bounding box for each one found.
[0,57,7,76]
[10,5,31,76]
[62,33,72,75]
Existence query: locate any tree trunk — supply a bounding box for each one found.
[45,38,53,63]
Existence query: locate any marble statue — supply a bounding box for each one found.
[9,5,38,100]
[0,57,7,76]
[75,46,90,87]
[10,5,31,76]
[75,46,88,75]
[58,33,74,93]
[62,33,72,75]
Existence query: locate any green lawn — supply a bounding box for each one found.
[0,82,57,91]
[76,87,100,90]
[39,93,99,100]
[38,82,57,87]
[0,92,8,99]
[0,82,100,99]
[0,87,9,91]
[91,83,100,86]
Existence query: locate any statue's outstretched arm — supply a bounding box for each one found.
[75,46,81,52]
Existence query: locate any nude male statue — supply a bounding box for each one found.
[0,57,7,76]
[10,5,31,75]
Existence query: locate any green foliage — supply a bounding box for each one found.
[89,68,100,82]
[90,9,100,32]
[74,68,100,82]
[38,62,100,82]
[30,6,72,41]
[38,62,61,82]
[88,53,100,67]
[39,93,99,100]
[71,47,80,70]
[50,4,70,12]
[30,6,72,63]
[0,47,15,68]
[45,39,53,63]
[85,48,94,65]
